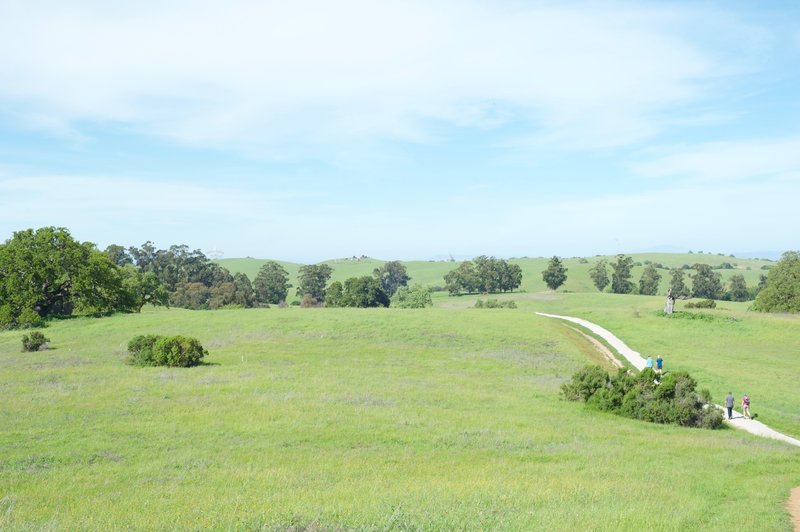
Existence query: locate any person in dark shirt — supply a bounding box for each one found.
[725,392,735,420]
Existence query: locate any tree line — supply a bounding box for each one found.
[443,256,522,295]
[0,227,431,328]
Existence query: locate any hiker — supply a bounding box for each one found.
[656,355,663,373]
[645,356,653,369]
[725,391,735,420]
[742,393,751,419]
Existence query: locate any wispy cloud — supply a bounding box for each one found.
[632,138,800,182]
[0,1,764,157]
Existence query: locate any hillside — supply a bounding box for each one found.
[216,253,776,299]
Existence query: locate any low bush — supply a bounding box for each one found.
[127,334,208,367]
[561,366,723,429]
[21,331,50,352]
[685,299,716,309]
[475,299,517,309]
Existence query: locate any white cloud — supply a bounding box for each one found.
[632,138,800,182]
[0,1,762,155]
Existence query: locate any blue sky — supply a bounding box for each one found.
[1,0,799,262]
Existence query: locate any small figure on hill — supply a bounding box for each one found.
[656,355,663,373]
[725,391,735,420]
[645,356,653,369]
[742,393,751,419]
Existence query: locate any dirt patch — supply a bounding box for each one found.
[564,325,623,370]
[789,487,800,532]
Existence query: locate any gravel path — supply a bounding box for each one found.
[536,312,800,448]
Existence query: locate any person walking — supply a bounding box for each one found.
[645,356,653,370]
[742,393,751,419]
[656,355,663,373]
[725,391,735,420]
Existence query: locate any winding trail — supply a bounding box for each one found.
[536,312,800,448]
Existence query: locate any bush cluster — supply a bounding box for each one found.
[127,334,208,367]
[21,331,50,352]
[685,299,717,309]
[474,299,517,309]
[561,365,723,429]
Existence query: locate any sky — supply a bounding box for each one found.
[1,0,799,262]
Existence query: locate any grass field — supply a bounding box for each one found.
[2,298,799,529]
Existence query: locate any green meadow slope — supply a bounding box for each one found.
[1,298,799,529]
[217,253,775,297]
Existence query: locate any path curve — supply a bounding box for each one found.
[536,312,800,448]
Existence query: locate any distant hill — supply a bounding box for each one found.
[216,252,775,301]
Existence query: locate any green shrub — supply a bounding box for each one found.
[685,299,716,309]
[127,334,161,366]
[21,331,50,352]
[127,334,207,367]
[562,365,722,429]
[153,336,207,367]
[475,299,517,309]
[560,365,608,402]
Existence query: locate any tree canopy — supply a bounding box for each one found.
[254,261,292,304]
[373,261,410,297]
[610,255,634,294]
[542,256,568,291]
[296,264,334,302]
[754,251,800,312]
[443,256,522,295]
[690,263,723,300]
[638,264,661,296]
[0,227,136,327]
[589,260,609,292]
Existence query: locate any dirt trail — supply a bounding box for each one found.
[789,487,800,532]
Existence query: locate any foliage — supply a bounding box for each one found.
[301,294,320,308]
[562,366,723,429]
[542,256,568,291]
[444,256,522,295]
[685,299,717,309]
[127,334,207,367]
[668,268,690,297]
[588,260,609,292]
[373,261,410,297]
[638,264,661,296]
[474,299,517,309]
[691,264,723,299]
[21,331,50,352]
[0,227,136,327]
[610,254,634,294]
[120,266,170,312]
[727,274,750,302]
[254,262,292,304]
[324,281,344,307]
[390,284,432,308]
[340,276,390,308]
[753,251,800,313]
[296,264,333,302]
[560,365,608,402]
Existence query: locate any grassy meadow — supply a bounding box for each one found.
[2,295,800,529]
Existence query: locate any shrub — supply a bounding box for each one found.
[127,334,161,366]
[127,334,207,367]
[301,294,319,308]
[153,336,207,367]
[21,331,50,352]
[562,365,722,429]
[475,299,517,309]
[560,365,609,402]
[685,299,716,309]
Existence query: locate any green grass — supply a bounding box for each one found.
[2,304,799,529]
